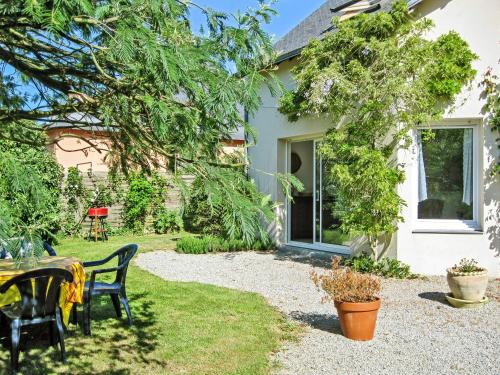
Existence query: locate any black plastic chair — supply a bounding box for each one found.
[43,242,57,256]
[74,244,138,336]
[0,268,73,371]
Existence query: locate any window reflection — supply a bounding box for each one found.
[417,128,474,220]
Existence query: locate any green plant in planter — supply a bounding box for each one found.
[279,0,477,259]
[447,258,488,303]
[450,258,485,273]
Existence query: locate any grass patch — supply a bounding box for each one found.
[0,234,298,374]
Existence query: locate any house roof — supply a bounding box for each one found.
[44,112,246,141]
[274,0,422,63]
[44,112,108,132]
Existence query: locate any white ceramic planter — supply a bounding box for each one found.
[446,269,489,302]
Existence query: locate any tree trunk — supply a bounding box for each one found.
[368,235,379,261]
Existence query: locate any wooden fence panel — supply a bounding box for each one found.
[73,172,193,229]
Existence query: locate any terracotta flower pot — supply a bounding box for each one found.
[447,269,488,302]
[334,298,381,341]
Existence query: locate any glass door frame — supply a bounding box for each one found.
[286,139,350,254]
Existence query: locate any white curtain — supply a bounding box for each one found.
[417,132,428,202]
[462,128,473,205]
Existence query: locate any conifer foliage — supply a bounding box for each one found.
[0,0,284,244]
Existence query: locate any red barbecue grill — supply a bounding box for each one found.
[87,207,109,241]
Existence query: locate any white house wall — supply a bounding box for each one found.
[248,60,333,245]
[248,0,499,275]
[397,0,500,275]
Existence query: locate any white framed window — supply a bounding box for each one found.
[413,124,480,232]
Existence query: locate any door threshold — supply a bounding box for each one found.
[286,241,351,255]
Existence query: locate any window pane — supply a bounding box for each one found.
[417,128,474,220]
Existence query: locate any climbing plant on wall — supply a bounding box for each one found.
[279,1,478,259]
[480,65,500,176]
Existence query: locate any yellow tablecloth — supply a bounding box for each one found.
[0,256,86,326]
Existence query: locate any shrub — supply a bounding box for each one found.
[0,132,64,261]
[123,172,171,234]
[311,256,381,303]
[123,173,153,233]
[181,169,279,246]
[343,254,414,279]
[0,135,63,246]
[182,179,226,237]
[62,167,91,235]
[153,208,183,234]
[176,236,272,254]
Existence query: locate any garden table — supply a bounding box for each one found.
[0,256,85,326]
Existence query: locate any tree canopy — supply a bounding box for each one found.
[0,0,277,165]
[279,1,477,258]
[0,0,290,246]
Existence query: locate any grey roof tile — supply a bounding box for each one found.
[274,0,421,63]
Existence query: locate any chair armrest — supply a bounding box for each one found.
[87,265,123,291]
[83,259,108,267]
[83,252,119,268]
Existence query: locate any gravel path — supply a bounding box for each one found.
[136,251,500,375]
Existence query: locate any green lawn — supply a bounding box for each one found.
[0,234,298,374]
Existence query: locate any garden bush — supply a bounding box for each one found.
[153,208,183,234]
[123,173,153,233]
[182,179,226,237]
[181,172,280,248]
[176,236,272,254]
[0,133,64,257]
[123,172,171,234]
[62,167,90,235]
[343,254,415,279]
[63,168,125,235]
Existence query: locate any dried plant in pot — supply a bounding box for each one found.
[311,256,382,341]
[447,258,488,302]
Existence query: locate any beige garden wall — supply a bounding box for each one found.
[46,129,111,173]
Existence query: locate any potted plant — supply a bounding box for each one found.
[447,258,488,302]
[311,256,382,341]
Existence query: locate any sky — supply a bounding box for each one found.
[188,0,326,42]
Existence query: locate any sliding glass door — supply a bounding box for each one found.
[288,139,350,253]
[313,141,350,247]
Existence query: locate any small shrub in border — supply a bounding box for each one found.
[176,236,272,254]
[343,254,415,279]
[153,208,183,234]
